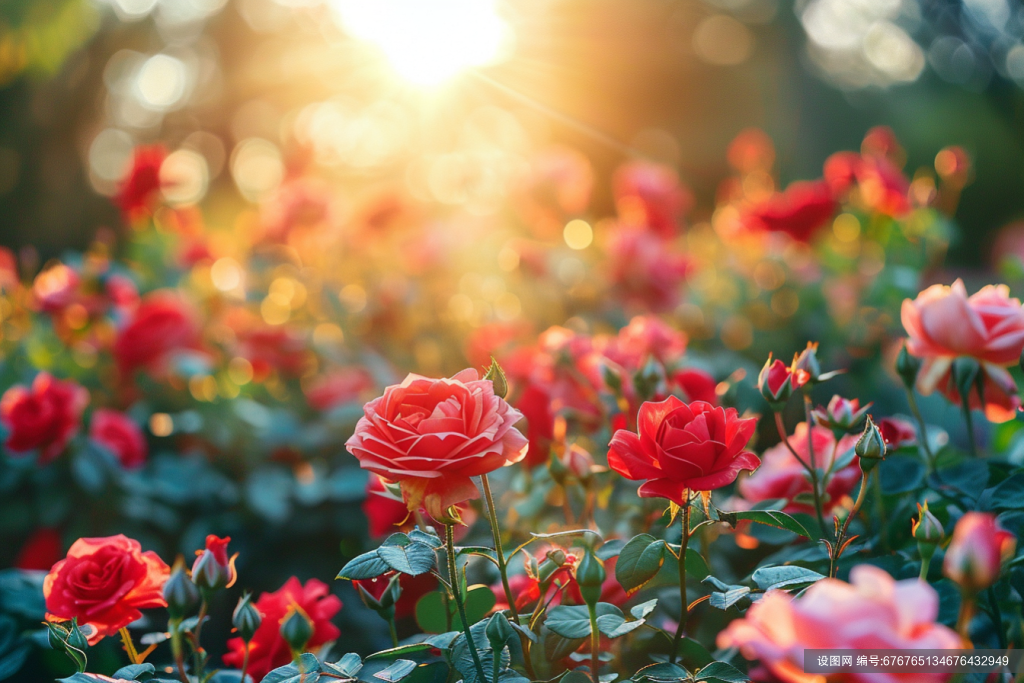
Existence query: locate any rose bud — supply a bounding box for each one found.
[855,416,886,473]
[233,593,262,643]
[896,344,922,389]
[486,612,514,651]
[793,342,822,384]
[46,619,89,672]
[164,559,200,620]
[279,605,314,654]
[811,395,872,433]
[537,549,568,584]
[353,573,402,615]
[913,501,945,572]
[758,356,805,408]
[191,535,237,592]
[943,512,1016,594]
[574,549,606,607]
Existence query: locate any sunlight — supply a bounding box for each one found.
[329,0,513,86]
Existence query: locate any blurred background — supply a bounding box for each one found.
[2,0,1023,268]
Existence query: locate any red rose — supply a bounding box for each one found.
[236,326,310,380]
[113,292,200,377]
[744,180,838,242]
[605,316,687,370]
[346,369,528,519]
[363,474,476,539]
[15,528,63,571]
[43,535,169,643]
[223,577,341,681]
[673,369,718,405]
[608,398,760,503]
[613,160,691,238]
[89,409,147,470]
[606,226,690,312]
[1,373,88,465]
[115,145,167,222]
[191,535,237,590]
[878,417,916,450]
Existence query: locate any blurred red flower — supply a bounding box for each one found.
[89,409,147,469]
[613,160,691,238]
[14,528,63,571]
[115,145,167,222]
[744,180,838,242]
[1,373,88,465]
[223,577,341,680]
[113,292,201,378]
[304,367,375,412]
[606,226,690,311]
[44,535,169,644]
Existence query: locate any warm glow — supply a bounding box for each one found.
[329,0,514,86]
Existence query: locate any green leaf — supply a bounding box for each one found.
[0,617,30,682]
[364,644,433,661]
[324,653,362,678]
[990,472,1024,510]
[378,542,437,576]
[751,566,825,591]
[408,528,444,549]
[632,662,690,682]
[545,605,593,639]
[338,551,391,580]
[630,599,658,620]
[263,653,321,683]
[595,610,643,638]
[559,670,592,683]
[597,539,626,560]
[685,548,711,580]
[878,456,925,496]
[616,535,666,595]
[723,510,815,539]
[530,529,602,541]
[708,587,751,610]
[424,632,459,649]
[373,660,417,682]
[414,586,494,634]
[696,661,750,682]
[112,664,157,681]
[509,620,538,643]
[543,631,586,661]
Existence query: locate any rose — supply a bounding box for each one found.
[89,409,147,470]
[672,369,718,405]
[943,512,1016,593]
[878,417,916,450]
[362,474,475,539]
[901,279,1024,421]
[222,577,341,681]
[113,292,200,378]
[43,535,169,643]
[718,564,960,683]
[737,422,859,515]
[607,398,760,503]
[346,369,528,519]
[743,180,838,242]
[612,160,691,238]
[115,145,167,221]
[191,535,237,591]
[1,373,88,465]
[604,316,687,369]
[606,226,690,312]
[304,367,375,412]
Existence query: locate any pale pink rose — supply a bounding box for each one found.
[901,279,1024,421]
[738,423,859,515]
[718,564,960,683]
[943,512,1016,593]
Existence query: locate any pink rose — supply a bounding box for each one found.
[943,512,1016,593]
[738,422,859,515]
[345,369,528,519]
[613,161,691,238]
[901,279,1024,421]
[718,564,960,683]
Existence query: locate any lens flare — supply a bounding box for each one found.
[330,0,513,86]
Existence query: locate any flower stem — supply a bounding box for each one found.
[669,500,690,664]
[774,412,828,539]
[444,523,488,683]
[388,617,399,648]
[919,554,931,581]
[904,387,935,468]
[169,619,189,683]
[240,644,251,683]
[190,599,208,680]
[831,472,869,577]
[960,394,979,457]
[587,602,601,683]
[118,627,139,665]
[480,474,537,679]
[956,595,975,646]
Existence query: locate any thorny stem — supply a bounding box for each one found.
[831,471,870,577]
[481,474,537,679]
[669,499,690,665]
[190,599,208,681]
[444,523,488,683]
[774,412,829,539]
[118,627,139,665]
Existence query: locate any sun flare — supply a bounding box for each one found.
[329,0,514,86]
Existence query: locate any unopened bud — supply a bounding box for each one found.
[793,342,821,384]
[758,356,794,409]
[486,612,514,650]
[574,550,606,607]
[191,535,236,592]
[855,416,886,473]
[912,502,944,564]
[896,344,922,389]
[46,619,88,673]
[233,593,262,643]
[164,560,200,620]
[537,549,567,583]
[279,606,314,654]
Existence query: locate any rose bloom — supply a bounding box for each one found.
[613,160,691,238]
[44,535,169,644]
[606,226,690,312]
[113,292,200,377]
[603,315,687,370]
[877,417,916,450]
[115,145,167,222]
[744,180,838,243]
[1,373,88,465]
[346,369,528,519]
[718,564,960,683]
[824,150,910,217]
[89,409,147,470]
[608,397,759,503]
[362,474,474,539]
[738,423,859,515]
[901,279,1024,421]
[223,577,341,681]
[672,369,718,405]
[943,512,1016,593]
